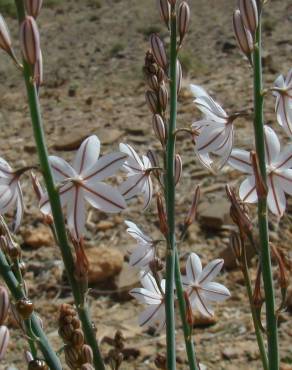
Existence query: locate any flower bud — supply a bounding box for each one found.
[150,34,168,70]
[147,74,159,91]
[20,16,40,65]
[80,344,93,364]
[174,154,182,185]
[0,286,9,325]
[64,345,80,367]
[81,364,94,370]
[16,297,34,320]
[145,90,159,114]
[25,0,43,19]
[34,49,43,91]
[147,150,160,168]
[229,231,242,261]
[0,15,13,56]
[239,0,258,35]
[153,114,166,146]
[71,329,84,348]
[156,194,168,237]
[184,185,200,227]
[156,67,165,83]
[178,2,190,44]
[158,0,170,29]
[0,325,9,360]
[233,9,254,58]
[176,59,182,95]
[158,84,168,111]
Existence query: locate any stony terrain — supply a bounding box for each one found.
[0,0,291,369]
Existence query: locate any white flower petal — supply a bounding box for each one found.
[140,272,161,295]
[73,135,100,175]
[49,156,76,182]
[195,95,227,123]
[82,152,128,181]
[239,176,257,203]
[190,290,214,317]
[276,97,292,137]
[276,169,292,195]
[201,282,231,302]
[120,143,144,172]
[229,149,253,173]
[264,126,281,164]
[83,181,126,213]
[199,259,224,285]
[13,185,24,232]
[267,176,286,217]
[196,125,227,154]
[125,220,152,244]
[0,158,12,177]
[130,288,161,305]
[119,173,147,200]
[142,178,153,210]
[67,186,86,240]
[196,152,213,171]
[275,144,292,169]
[138,304,163,328]
[274,74,284,89]
[191,119,213,131]
[186,253,202,284]
[129,246,154,268]
[40,183,74,215]
[190,84,208,98]
[0,184,16,213]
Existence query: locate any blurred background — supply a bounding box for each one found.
[0,0,291,368]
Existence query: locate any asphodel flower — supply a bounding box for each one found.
[0,15,13,57]
[229,126,292,217]
[182,253,230,317]
[130,272,166,331]
[119,143,154,209]
[273,69,292,137]
[40,135,127,240]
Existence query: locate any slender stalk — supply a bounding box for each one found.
[252,14,279,370]
[0,249,62,369]
[13,2,105,369]
[174,252,198,370]
[164,6,178,370]
[241,248,268,370]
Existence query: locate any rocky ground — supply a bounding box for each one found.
[0,0,291,369]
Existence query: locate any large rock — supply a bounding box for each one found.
[86,247,123,284]
[198,199,231,230]
[21,225,54,249]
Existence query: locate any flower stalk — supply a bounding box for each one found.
[13,1,105,369]
[252,12,279,370]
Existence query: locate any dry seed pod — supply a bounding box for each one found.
[145,90,159,114]
[16,298,34,320]
[150,34,168,70]
[176,59,182,95]
[233,9,254,58]
[0,286,9,325]
[239,0,258,35]
[0,325,9,360]
[178,2,190,44]
[158,84,168,111]
[158,0,170,28]
[25,0,43,19]
[153,114,166,146]
[174,154,182,185]
[230,231,242,261]
[0,15,13,56]
[20,16,40,65]
[184,185,200,227]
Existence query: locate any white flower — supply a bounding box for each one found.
[0,158,24,231]
[229,126,292,217]
[190,84,234,170]
[119,143,153,209]
[40,135,127,240]
[273,69,292,137]
[182,253,230,317]
[125,220,156,269]
[130,272,166,331]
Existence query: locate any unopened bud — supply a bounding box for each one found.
[184,291,193,326]
[25,0,43,19]
[158,84,168,111]
[147,150,160,168]
[34,49,43,91]
[233,9,254,59]
[0,286,9,325]
[155,353,167,369]
[178,2,190,45]
[64,345,80,367]
[147,74,159,91]
[156,67,165,83]
[71,329,84,348]
[81,364,94,370]
[0,325,9,360]
[229,231,242,261]
[20,16,40,65]
[145,90,159,114]
[176,59,182,95]
[0,15,13,56]
[156,194,168,236]
[150,34,168,70]
[80,344,93,364]
[239,0,258,35]
[16,298,34,320]
[184,185,200,227]
[153,114,166,146]
[158,0,170,29]
[174,154,182,185]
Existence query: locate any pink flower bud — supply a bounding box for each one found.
[20,16,40,65]
[34,48,43,90]
[0,286,9,325]
[158,0,170,29]
[147,74,159,91]
[178,2,190,44]
[176,59,182,95]
[153,114,166,146]
[145,90,159,114]
[0,15,12,55]
[174,154,182,185]
[158,84,168,111]
[147,149,160,168]
[150,34,168,70]
[25,0,43,19]
[233,9,254,58]
[0,325,9,360]
[81,344,93,364]
[239,0,258,35]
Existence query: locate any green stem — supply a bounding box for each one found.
[174,252,198,370]
[14,2,105,369]
[241,248,268,370]
[0,249,62,369]
[252,16,279,370]
[164,7,178,370]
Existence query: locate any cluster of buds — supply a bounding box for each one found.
[233,0,259,62]
[58,304,94,370]
[0,285,9,360]
[105,331,125,370]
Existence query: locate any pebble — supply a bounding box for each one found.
[21,225,54,249]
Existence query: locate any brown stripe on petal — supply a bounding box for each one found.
[194,289,213,317]
[81,183,125,210]
[84,154,128,181]
[197,129,224,152]
[199,260,222,284]
[140,303,162,326]
[122,174,147,197]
